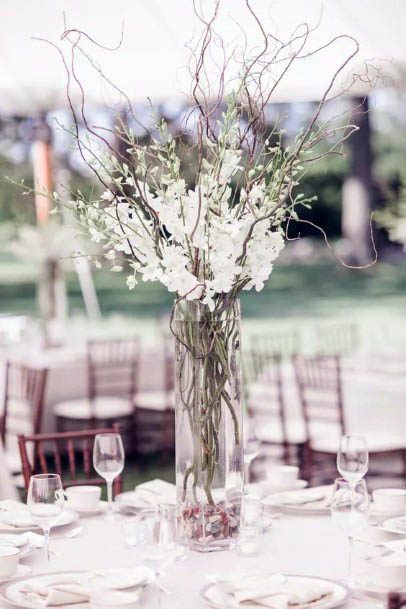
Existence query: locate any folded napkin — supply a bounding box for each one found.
[210,573,333,609]
[132,479,177,507]
[21,581,89,607]
[21,568,146,607]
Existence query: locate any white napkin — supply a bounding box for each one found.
[21,568,146,607]
[21,580,89,606]
[133,479,177,507]
[210,573,333,609]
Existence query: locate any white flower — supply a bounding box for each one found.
[89,228,105,243]
[100,190,115,201]
[126,275,137,289]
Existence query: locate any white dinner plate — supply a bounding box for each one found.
[381,515,406,535]
[0,567,155,608]
[262,490,331,515]
[0,510,79,533]
[247,479,308,497]
[201,575,351,609]
[115,492,155,513]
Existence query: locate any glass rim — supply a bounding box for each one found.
[95,433,121,439]
[30,473,61,481]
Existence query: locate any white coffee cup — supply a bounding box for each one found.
[368,552,406,590]
[372,488,406,514]
[0,546,20,578]
[266,466,299,490]
[66,486,101,510]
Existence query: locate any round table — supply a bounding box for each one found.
[3,509,397,609]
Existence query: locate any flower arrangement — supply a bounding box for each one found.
[14,0,379,550]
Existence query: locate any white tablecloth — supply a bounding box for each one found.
[6,508,401,609]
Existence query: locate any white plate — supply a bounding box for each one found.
[201,575,350,609]
[0,534,28,548]
[0,510,79,533]
[0,567,155,608]
[0,565,32,584]
[381,515,406,535]
[248,479,308,498]
[115,492,155,513]
[66,501,107,517]
[262,491,331,515]
[354,575,406,599]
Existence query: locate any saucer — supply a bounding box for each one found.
[354,575,406,599]
[247,479,307,498]
[0,564,31,584]
[66,501,107,516]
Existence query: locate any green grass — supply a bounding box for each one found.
[1,251,405,323]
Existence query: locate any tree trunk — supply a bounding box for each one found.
[341,96,373,265]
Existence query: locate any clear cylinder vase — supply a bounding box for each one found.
[173,298,244,552]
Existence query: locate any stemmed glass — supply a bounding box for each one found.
[27,474,65,561]
[93,433,125,520]
[243,418,260,488]
[330,477,370,585]
[337,435,369,487]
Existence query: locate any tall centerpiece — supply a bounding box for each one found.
[22,1,376,551]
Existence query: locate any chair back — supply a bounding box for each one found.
[2,362,47,443]
[18,426,123,495]
[388,593,406,609]
[293,354,345,442]
[87,337,139,401]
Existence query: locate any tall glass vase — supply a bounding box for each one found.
[173,298,243,552]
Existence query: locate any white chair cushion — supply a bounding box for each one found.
[134,391,174,411]
[53,397,133,420]
[312,432,406,454]
[256,418,306,445]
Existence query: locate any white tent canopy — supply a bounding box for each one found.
[0,0,405,115]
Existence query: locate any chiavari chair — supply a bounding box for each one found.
[293,354,406,483]
[134,334,175,460]
[2,362,47,474]
[247,348,306,469]
[18,426,123,495]
[53,337,139,429]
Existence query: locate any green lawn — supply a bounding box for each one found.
[1,251,405,325]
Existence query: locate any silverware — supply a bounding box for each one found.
[51,526,84,540]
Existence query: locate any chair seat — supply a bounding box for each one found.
[53,397,133,420]
[134,391,174,411]
[256,418,306,445]
[312,432,406,454]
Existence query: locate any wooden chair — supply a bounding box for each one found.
[293,354,406,483]
[18,426,123,495]
[134,335,174,459]
[2,362,47,474]
[53,337,139,428]
[388,593,406,609]
[247,349,306,468]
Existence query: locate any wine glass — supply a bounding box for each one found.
[243,418,260,487]
[337,435,369,487]
[93,433,124,519]
[330,477,370,584]
[27,474,65,561]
